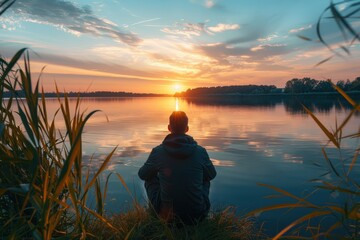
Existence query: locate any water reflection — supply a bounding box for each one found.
[182,94,360,115]
[175,97,179,111]
[42,97,359,235]
[210,158,235,167]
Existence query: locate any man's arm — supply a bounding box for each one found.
[202,149,217,181]
[138,148,159,181]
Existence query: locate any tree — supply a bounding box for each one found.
[314,80,334,92]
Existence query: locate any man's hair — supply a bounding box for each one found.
[169,111,188,134]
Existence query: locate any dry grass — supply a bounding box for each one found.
[87,206,262,240]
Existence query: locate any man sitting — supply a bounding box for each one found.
[138,111,217,224]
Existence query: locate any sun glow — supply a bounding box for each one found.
[173,84,182,92]
[175,98,179,111]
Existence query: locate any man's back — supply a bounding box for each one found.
[139,133,216,222]
[138,111,216,224]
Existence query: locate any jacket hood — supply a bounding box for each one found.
[162,134,197,158]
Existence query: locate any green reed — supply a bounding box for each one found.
[0,49,260,239]
[249,85,359,239]
[249,1,360,238]
[87,206,260,240]
[0,45,122,238]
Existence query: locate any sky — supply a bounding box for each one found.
[1,0,360,94]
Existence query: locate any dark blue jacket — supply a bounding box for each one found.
[138,134,216,220]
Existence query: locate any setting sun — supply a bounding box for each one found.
[173,84,182,93]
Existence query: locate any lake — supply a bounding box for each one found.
[46,95,359,235]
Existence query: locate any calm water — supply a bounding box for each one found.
[47,96,359,233]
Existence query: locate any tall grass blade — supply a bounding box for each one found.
[82,205,118,232]
[314,55,334,67]
[321,148,340,177]
[330,2,360,42]
[273,210,332,240]
[82,147,117,201]
[124,224,136,240]
[0,48,27,84]
[330,4,349,43]
[247,203,308,217]
[257,183,315,207]
[54,109,100,197]
[303,104,340,148]
[297,35,312,41]
[347,150,359,175]
[333,83,359,109]
[115,173,135,201]
[0,0,15,15]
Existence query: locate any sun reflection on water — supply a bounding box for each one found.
[175,97,179,111]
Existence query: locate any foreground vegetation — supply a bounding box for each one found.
[1,0,359,239]
[0,47,260,239]
[0,3,258,239]
[248,1,360,239]
[87,206,260,240]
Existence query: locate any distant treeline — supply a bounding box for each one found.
[174,77,360,97]
[1,91,170,98]
[181,93,360,115]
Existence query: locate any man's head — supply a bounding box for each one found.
[168,111,189,134]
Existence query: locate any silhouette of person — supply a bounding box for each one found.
[138,111,216,224]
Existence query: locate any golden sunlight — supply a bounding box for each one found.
[173,84,182,93]
[175,98,179,111]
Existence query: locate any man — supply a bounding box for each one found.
[138,111,216,224]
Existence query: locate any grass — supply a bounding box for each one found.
[248,84,360,239]
[0,48,119,238]
[86,205,261,240]
[1,0,359,239]
[0,5,260,239]
[0,45,261,239]
[246,1,360,238]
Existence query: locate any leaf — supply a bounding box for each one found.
[81,147,117,201]
[0,48,27,84]
[334,108,356,138]
[0,0,15,16]
[53,110,101,197]
[82,205,118,232]
[273,210,332,240]
[347,150,359,175]
[247,203,307,217]
[17,106,36,146]
[297,35,312,41]
[116,173,135,201]
[321,148,340,177]
[124,224,137,240]
[0,122,4,137]
[332,83,358,108]
[330,2,360,42]
[303,105,340,148]
[257,183,316,207]
[339,45,350,55]
[314,56,334,67]
[0,188,7,196]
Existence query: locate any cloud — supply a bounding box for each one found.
[204,0,225,10]
[289,24,312,33]
[205,0,215,8]
[258,34,280,42]
[251,44,286,52]
[208,23,240,33]
[12,0,141,46]
[162,21,240,38]
[161,22,209,38]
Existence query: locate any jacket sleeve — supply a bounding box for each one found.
[202,149,217,181]
[138,148,159,181]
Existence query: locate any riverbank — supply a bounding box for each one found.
[86,205,262,240]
